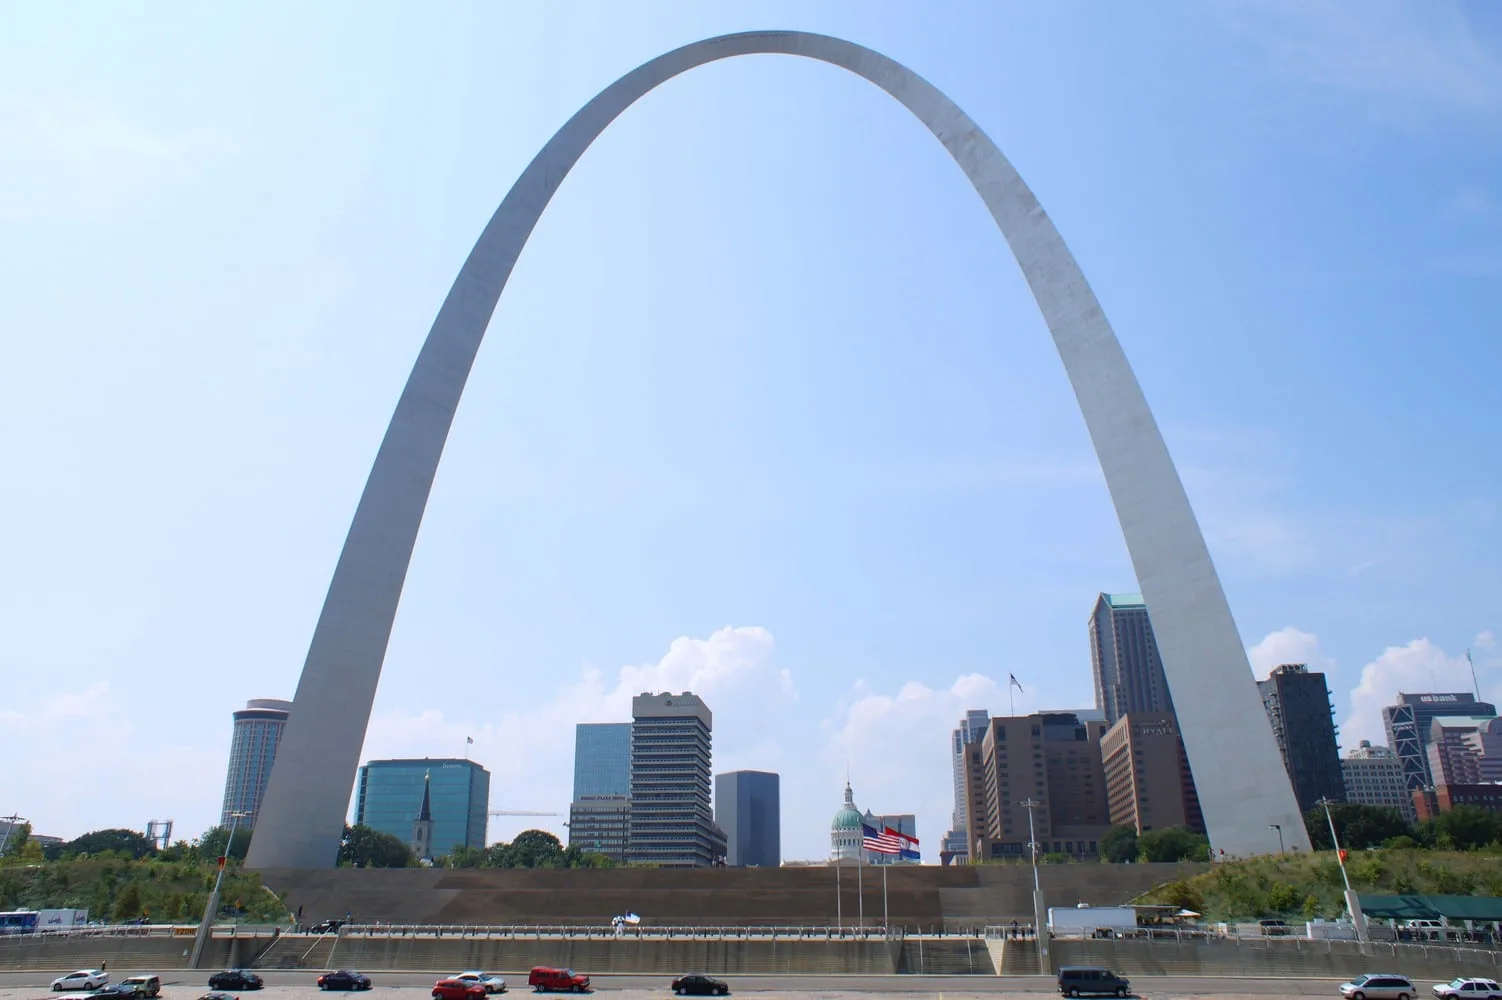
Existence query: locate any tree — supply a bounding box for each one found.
[1423,806,1502,851]
[1,822,31,860]
[502,830,567,869]
[197,826,252,862]
[1304,803,1412,851]
[64,829,156,860]
[1100,825,1139,864]
[1266,881,1300,912]
[337,825,413,868]
[113,882,143,921]
[1138,826,1209,863]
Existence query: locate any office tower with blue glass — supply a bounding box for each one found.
[715,770,780,867]
[220,698,292,829]
[568,723,631,861]
[355,758,489,856]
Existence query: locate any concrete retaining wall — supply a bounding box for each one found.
[1053,938,1502,980]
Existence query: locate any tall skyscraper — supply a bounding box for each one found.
[715,770,780,867]
[1101,712,1204,834]
[220,698,292,829]
[355,758,489,856]
[1258,664,1345,813]
[1383,693,1497,790]
[1427,716,1502,787]
[1342,740,1417,823]
[568,723,632,861]
[963,711,1112,861]
[942,710,990,864]
[573,723,631,798]
[629,692,726,867]
[1090,593,1174,725]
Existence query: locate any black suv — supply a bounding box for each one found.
[1058,967,1131,998]
[209,972,264,992]
[671,977,728,996]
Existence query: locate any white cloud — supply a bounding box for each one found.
[1219,0,1502,114]
[812,672,1011,862]
[0,98,232,221]
[360,626,795,846]
[1344,638,1481,746]
[0,683,222,841]
[1247,626,1337,678]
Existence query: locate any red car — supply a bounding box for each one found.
[527,968,590,993]
[433,980,488,1000]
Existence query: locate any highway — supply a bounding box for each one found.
[0,972,1347,998]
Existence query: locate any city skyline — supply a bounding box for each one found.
[1,2,1498,862]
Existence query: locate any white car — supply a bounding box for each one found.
[52,971,108,992]
[453,973,506,994]
[1433,980,1502,1000]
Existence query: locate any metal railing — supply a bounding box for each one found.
[335,923,901,941]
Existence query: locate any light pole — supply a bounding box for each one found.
[190,811,248,968]
[1268,824,1284,854]
[1020,798,1048,969]
[1317,797,1368,943]
[0,815,26,859]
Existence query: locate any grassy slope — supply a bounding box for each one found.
[1136,850,1502,922]
[0,858,289,924]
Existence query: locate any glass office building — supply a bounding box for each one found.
[572,723,631,799]
[356,758,489,855]
[220,698,292,829]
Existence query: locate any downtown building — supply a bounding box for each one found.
[941,709,991,865]
[220,698,292,830]
[1100,712,1204,834]
[1088,593,1202,826]
[356,758,489,856]
[628,692,726,867]
[567,723,631,862]
[715,770,780,867]
[1257,664,1345,814]
[1342,740,1418,823]
[1383,692,1497,791]
[962,711,1111,861]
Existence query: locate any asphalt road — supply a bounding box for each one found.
[0,973,1349,998]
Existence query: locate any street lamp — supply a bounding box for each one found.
[1268,823,1284,854]
[189,811,248,968]
[1020,798,1048,968]
[0,815,27,858]
[1317,796,1368,943]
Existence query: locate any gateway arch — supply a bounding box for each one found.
[246,30,1308,870]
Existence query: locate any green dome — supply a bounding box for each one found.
[832,782,863,831]
[832,805,863,831]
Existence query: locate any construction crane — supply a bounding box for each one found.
[488,810,561,817]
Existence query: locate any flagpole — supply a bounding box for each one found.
[882,861,889,934]
[836,858,842,932]
[857,844,864,927]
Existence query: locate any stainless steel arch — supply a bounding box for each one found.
[246,30,1307,870]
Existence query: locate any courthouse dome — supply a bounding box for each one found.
[832,782,863,831]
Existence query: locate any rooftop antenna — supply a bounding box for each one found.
[1469,649,1482,701]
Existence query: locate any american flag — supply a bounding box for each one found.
[861,823,901,855]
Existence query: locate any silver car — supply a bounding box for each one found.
[1342,975,1417,1000]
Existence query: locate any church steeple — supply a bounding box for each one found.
[418,771,433,822]
[412,770,435,860]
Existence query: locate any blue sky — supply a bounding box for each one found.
[1,1,1498,862]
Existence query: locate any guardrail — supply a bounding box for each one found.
[335,923,902,941]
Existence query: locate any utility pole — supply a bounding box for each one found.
[1021,798,1048,971]
[190,812,247,968]
[1318,797,1369,943]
